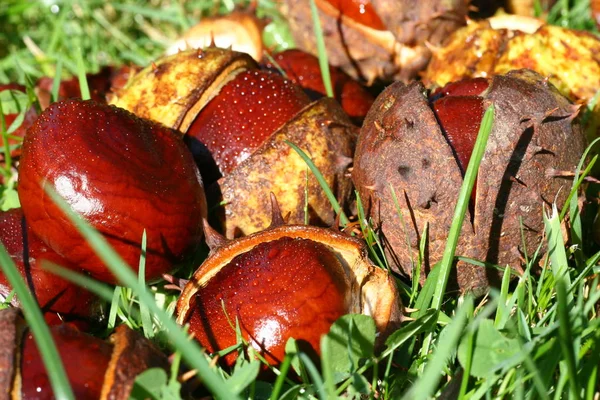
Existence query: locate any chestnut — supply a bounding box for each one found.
[176,215,402,367]
[0,308,169,399]
[262,49,375,125]
[17,99,206,283]
[352,70,586,292]
[110,48,356,238]
[279,0,468,83]
[0,208,99,325]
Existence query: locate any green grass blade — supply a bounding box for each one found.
[0,243,75,400]
[307,0,333,98]
[41,260,114,302]
[556,279,580,398]
[407,296,472,398]
[138,230,154,339]
[51,57,63,104]
[75,44,90,100]
[44,185,240,400]
[420,105,494,360]
[298,352,327,399]
[430,104,495,309]
[286,141,349,226]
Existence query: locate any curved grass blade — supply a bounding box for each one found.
[308,0,333,98]
[44,185,240,400]
[286,141,350,227]
[0,243,74,400]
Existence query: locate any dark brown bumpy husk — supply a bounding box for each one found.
[280,0,468,83]
[352,69,585,292]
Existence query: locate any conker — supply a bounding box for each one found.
[262,49,375,125]
[110,48,357,238]
[0,208,99,325]
[0,309,169,399]
[186,69,310,184]
[18,99,206,283]
[352,69,586,292]
[176,218,402,367]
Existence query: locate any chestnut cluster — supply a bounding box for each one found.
[0,1,591,394]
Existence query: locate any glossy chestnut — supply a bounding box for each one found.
[0,208,99,325]
[176,217,403,368]
[18,99,206,283]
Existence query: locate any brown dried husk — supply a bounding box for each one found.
[176,224,403,346]
[110,48,357,238]
[422,16,600,103]
[352,69,586,292]
[280,0,468,83]
[208,98,356,238]
[100,325,170,399]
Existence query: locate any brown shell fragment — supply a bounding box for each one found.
[280,0,468,83]
[100,325,170,400]
[353,70,585,292]
[0,309,25,399]
[110,48,258,133]
[422,16,600,104]
[208,98,356,238]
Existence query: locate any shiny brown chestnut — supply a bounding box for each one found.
[176,209,402,368]
[352,70,586,292]
[0,208,99,325]
[0,309,169,399]
[17,99,206,283]
[110,48,357,239]
[262,49,376,125]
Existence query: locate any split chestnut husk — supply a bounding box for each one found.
[176,216,402,367]
[0,308,169,399]
[110,48,357,238]
[352,69,586,292]
[280,0,468,83]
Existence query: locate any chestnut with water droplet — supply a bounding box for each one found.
[176,202,402,368]
[352,70,586,292]
[111,48,357,238]
[17,99,206,283]
[0,208,100,325]
[262,49,375,125]
[0,309,169,399]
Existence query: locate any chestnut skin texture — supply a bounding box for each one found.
[186,236,349,367]
[21,323,113,399]
[187,70,310,183]
[0,209,98,325]
[263,49,375,124]
[18,99,206,284]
